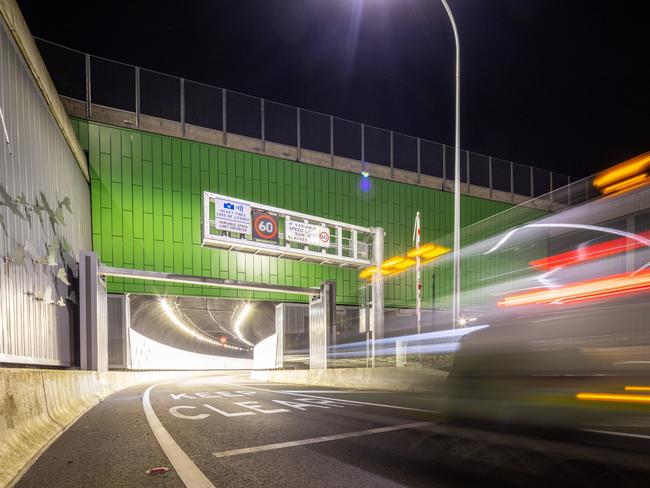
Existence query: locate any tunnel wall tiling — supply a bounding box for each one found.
[73,118,542,307]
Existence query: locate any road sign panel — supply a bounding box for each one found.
[214,198,251,234]
[253,211,279,242]
[286,220,330,248]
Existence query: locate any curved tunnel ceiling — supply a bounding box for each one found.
[129,295,279,358]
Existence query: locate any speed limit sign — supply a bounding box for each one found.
[253,211,279,242]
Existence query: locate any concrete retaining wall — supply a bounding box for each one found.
[0,368,197,488]
[250,367,447,393]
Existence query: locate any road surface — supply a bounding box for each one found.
[16,371,650,487]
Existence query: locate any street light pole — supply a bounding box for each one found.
[440,0,461,328]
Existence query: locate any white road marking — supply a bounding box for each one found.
[279,390,382,394]
[226,382,438,413]
[212,421,433,458]
[582,428,650,440]
[143,384,215,488]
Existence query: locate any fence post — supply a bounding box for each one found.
[442,144,447,190]
[85,54,91,118]
[260,98,265,153]
[390,131,394,179]
[222,89,227,146]
[297,108,301,161]
[135,67,140,128]
[567,175,572,206]
[361,123,365,167]
[466,151,470,193]
[488,156,493,198]
[529,166,534,198]
[417,137,421,184]
[180,78,185,137]
[549,171,554,202]
[330,115,334,166]
[510,161,514,202]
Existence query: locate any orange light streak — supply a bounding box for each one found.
[576,392,650,404]
[498,269,650,307]
[625,386,650,392]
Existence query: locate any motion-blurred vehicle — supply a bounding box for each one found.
[447,153,650,432]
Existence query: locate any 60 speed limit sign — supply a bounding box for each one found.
[253,211,279,242]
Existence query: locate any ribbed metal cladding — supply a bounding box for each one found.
[0,20,91,366]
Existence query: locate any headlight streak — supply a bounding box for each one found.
[576,392,650,404]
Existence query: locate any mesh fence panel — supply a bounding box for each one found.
[185,81,222,130]
[35,40,85,100]
[512,163,532,197]
[420,140,445,178]
[533,168,551,197]
[91,57,134,112]
[394,133,418,172]
[226,91,261,139]
[333,118,361,160]
[300,109,330,153]
[265,101,296,146]
[468,153,490,188]
[140,69,180,121]
[363,126,390,167]
[443,147,468,183]
[491,158,512,193]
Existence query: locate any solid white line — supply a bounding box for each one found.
[225,382,438,413]
[213,421,432,458]
[278,390,381,394]
[143,384,215,488]
[582,428,650,440]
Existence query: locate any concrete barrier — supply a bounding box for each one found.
[0,368,200,488]
[250,367,448,392]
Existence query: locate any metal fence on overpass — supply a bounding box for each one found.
[35,38,573,202]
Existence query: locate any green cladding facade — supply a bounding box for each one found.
[73,118,530,307]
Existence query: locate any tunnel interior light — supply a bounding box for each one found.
[233,302,254,346]
[498,269,650,307]
[159,298,245,350]
[593,151,650,196]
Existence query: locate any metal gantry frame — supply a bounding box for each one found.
[202,191,374,268]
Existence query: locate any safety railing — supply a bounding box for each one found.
[36,37,571,200]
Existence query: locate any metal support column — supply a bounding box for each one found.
[371,227,384,367]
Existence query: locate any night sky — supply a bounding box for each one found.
[18,0,649,177]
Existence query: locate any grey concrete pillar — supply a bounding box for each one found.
[79,251,108,371]
[371,227,384,366]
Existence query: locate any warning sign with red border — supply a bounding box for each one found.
[253,211,279,243]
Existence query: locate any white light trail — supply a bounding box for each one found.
[232,302,254,346]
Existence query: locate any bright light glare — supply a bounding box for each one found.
[233,302,254,346]
[159,298,244,350]
[576,392,650,404]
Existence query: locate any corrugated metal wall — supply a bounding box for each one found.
[72,118,544,308]
[0,20,91,366]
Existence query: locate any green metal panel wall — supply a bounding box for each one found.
[72,118,534,307]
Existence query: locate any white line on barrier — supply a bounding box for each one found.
[212,421,432,458]
[143,384,215,488]
[582,429,650,440]
[225,382,439,413]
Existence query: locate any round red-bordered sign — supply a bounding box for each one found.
[253,213,278,239]
[319,231,330,243]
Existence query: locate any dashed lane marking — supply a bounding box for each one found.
[212,421,433,458]
[143,384,215,488]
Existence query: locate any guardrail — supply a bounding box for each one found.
[35,37,572,200]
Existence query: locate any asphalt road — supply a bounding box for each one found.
[15,371,650,488]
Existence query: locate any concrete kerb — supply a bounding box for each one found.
[0,368,202,488]
[250,367,448,393]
